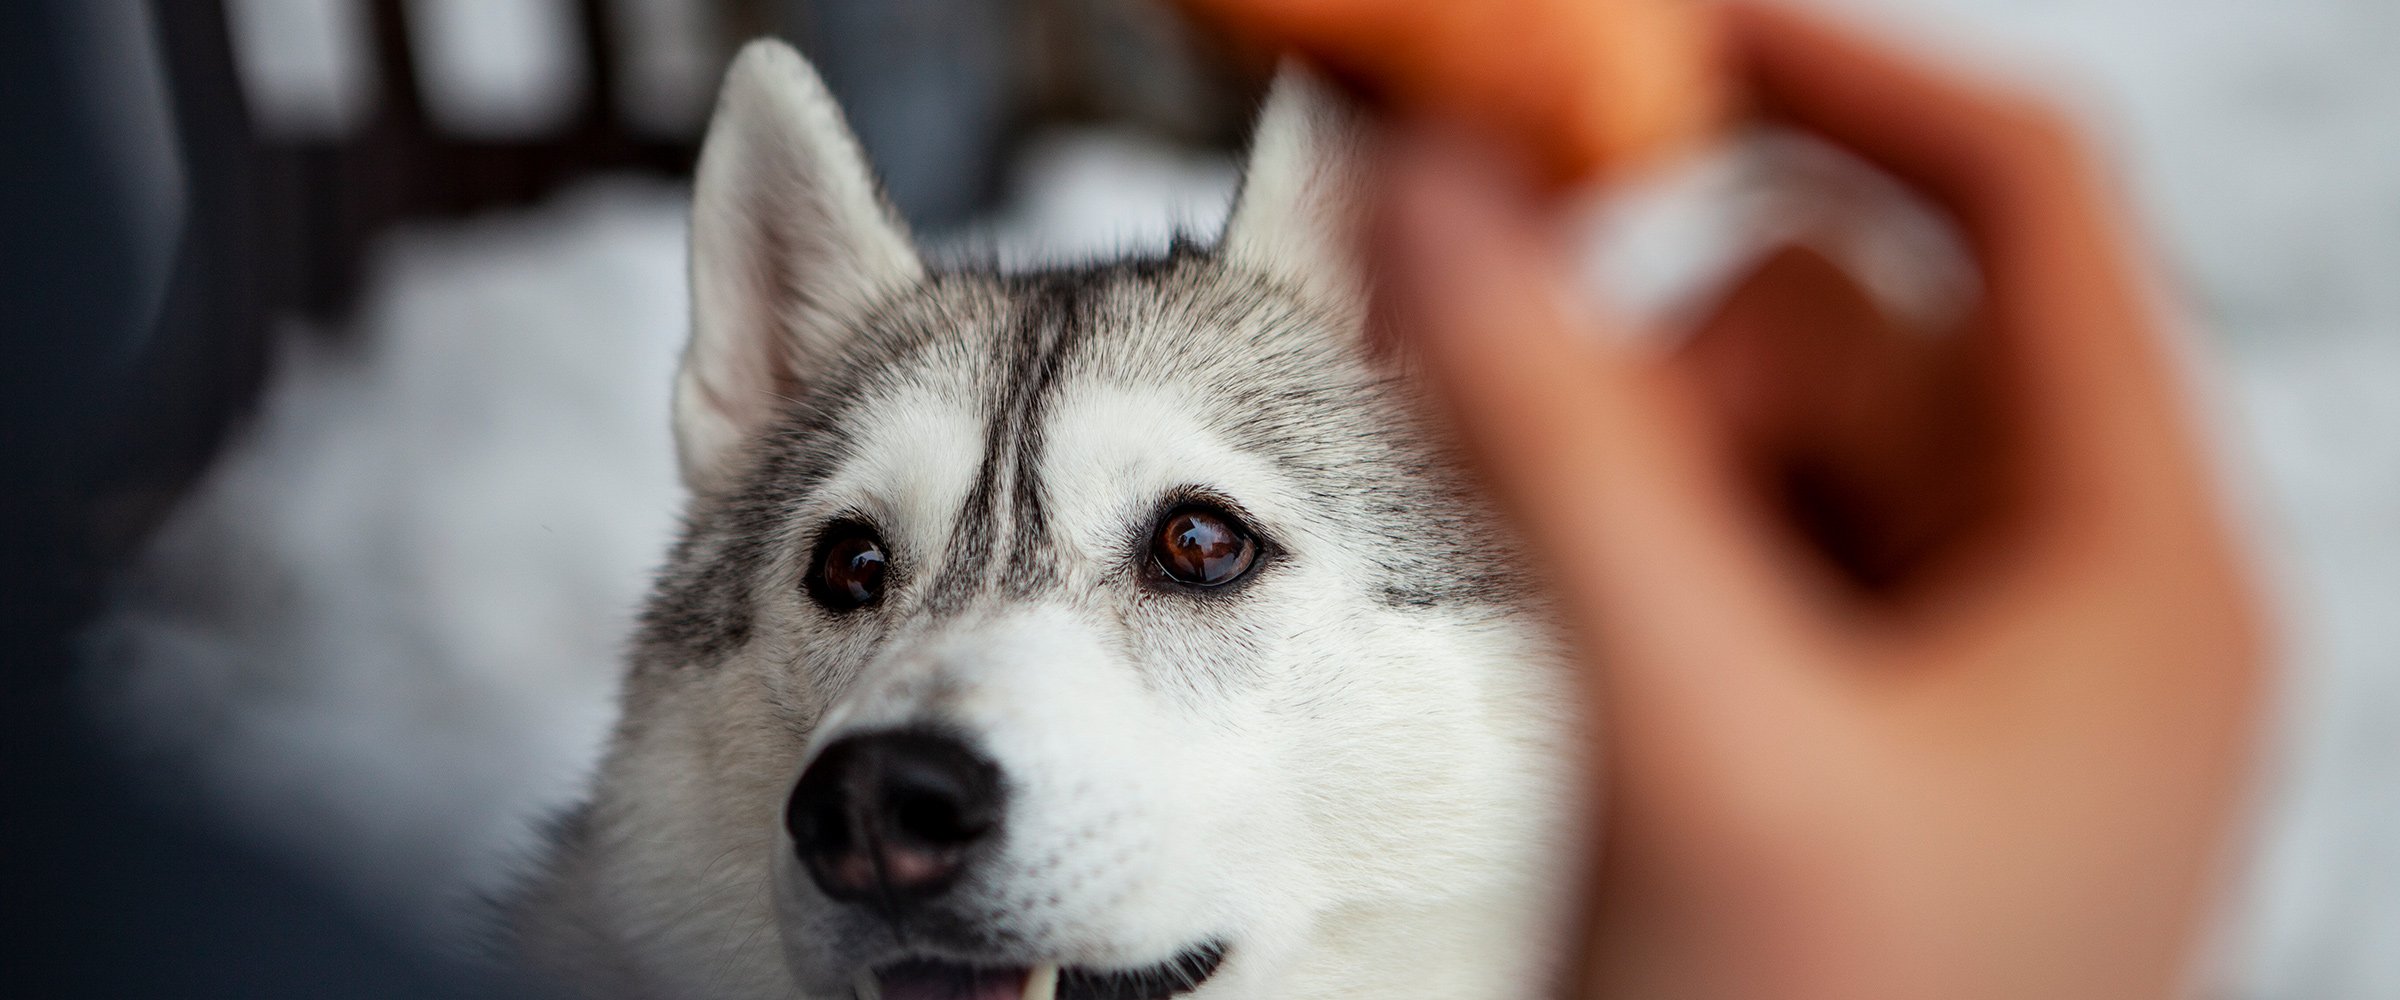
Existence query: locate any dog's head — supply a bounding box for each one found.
[513,41,1578,1000]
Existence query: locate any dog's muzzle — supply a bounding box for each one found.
[784,729,1228,1000]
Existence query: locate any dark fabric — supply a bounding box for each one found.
[0,5,512,996]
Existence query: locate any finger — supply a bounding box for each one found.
[1723,2,2210,539]
[1723,2,2098,240]
[1375,131,1844,706]
[1378,148,1893,1000]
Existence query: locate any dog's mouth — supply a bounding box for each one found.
[856,941,1226,1000]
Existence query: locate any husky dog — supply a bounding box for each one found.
[508,39,1580,1000]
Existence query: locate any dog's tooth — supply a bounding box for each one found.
[854,970,883,1000]
[1022,964,1059,1000]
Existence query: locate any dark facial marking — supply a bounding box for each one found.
[922,272,1097,613]
[1003,279,1093,595]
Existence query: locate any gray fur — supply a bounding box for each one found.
[509,41,1577,1000]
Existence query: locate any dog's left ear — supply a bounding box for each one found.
[1222,66,1372,322]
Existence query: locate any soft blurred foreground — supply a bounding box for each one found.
[11,0,2396,997]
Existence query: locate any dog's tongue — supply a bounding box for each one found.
[867,961,1057,1000]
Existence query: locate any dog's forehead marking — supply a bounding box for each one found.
[878,261,1412,611]
[917,274,1094,613]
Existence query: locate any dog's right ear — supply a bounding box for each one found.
[678,39,922,496]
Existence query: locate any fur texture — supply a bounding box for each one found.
[508,40,1580,1000]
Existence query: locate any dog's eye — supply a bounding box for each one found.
[809,524,888,611]
[1151,505,1258,588]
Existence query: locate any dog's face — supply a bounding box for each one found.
[511,42,1578,1000]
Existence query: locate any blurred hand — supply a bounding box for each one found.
[1185,2,2269,998]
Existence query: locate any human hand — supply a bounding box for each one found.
[1183,2,2270,998]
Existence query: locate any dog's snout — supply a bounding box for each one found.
[786,730,1003,908]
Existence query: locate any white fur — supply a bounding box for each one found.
[512,47,1580,1000]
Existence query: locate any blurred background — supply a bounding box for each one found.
[2,0,2393,997]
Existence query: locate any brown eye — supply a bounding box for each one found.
[809,524,888,611]
[1151,505,1258,588]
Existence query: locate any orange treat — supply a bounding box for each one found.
[1181,0,1728,187]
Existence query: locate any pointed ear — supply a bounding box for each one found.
[1221,66,1373,319]
[678,39,922,495]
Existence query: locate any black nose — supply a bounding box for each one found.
[785,730,1004,908]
